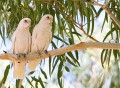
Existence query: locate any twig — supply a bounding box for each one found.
[83,15,98,26]
[93,1,120,29]
[44,1,99,42]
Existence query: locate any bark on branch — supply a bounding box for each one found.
[0,42,120,62]
[94,1,120,29]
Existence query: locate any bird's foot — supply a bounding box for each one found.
[3,50,7,54]
[44,50,51,58]
[16,53,26,59]
[21,53,26,58]
[37,50,41,55]
[16,54,21,63]
[44,50,48,54]
[16,54,21,58]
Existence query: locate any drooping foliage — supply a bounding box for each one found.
[0,0,120,87]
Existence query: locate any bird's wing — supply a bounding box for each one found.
[28,33,31,53]
[11,31,17,54]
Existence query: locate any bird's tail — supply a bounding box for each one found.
[13,60,27,79]
[28,59,41,71]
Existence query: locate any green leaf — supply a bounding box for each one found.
[35,81,38,88]
[86,7,90,34]
[107,50,112,66]
[97,8,103,17]
[51,57,59,74]
[66,56,78,67]
[57,62,63,88]
[58,61,63,73]
[103,49,108,63]
[40,69,47,79]
[0,64,10,87]
[75,50,79,60]
[58,77,62,88]
[32,77,39,82]
[49,57,52,76]
[38,77,45,88]
[65,66,70,72]
[28,71,35,76]
[32,76,45,88]
[105,11,108,22]
[26,77,34,87]
[103,27,117,42]
[58,70,63,78]
[91,10,94,35]
[3,65,10,83]
[53,35,69,45]
[51,41,57,49]
[101,16,106,32]
[71,32,82,37]
[58,62,63,73]
[90,5,97,15]
[16,79,20,88]
[101,49,105,67]
[113,50,118,59]
[2,25,6,46]
[67,52,80,66]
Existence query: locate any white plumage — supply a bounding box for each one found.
[12,18,31,79]
[28,14,53,71]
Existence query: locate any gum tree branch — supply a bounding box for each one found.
[47,2,99,42]
[0,42,120,62]
[93,1,120,29]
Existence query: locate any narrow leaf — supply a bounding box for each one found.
[26,77,34,87]
[38,77,45,88]
[65,66,70,72]
[0,65,10,88]
[66,56,78,67]
[40,69,47,79]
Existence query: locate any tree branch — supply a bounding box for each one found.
[0,42,120,62]
[94,1,120,29]
[47,2,99,42]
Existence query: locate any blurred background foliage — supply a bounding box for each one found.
[0,0,120,88]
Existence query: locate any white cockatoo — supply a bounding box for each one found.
[12,18,31,79]
[28,14,53,71]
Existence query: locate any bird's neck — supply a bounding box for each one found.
[16,27,29,32]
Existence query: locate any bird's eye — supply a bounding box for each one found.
[24,20,28,23]
[46,16,50,19]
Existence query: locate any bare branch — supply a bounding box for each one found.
[0,42,120,62]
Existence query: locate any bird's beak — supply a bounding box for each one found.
[29,21,31,27]
[26,23,31,29]
[50,19,53,25]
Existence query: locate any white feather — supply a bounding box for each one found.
[12,18,31,79]
[28,14,53,71]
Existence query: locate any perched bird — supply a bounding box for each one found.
[28,14,53,71]
[12,18,31,79]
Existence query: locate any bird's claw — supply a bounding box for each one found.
[21,53,26,58]
[37,50,41,55]
[16,54,21,58]
[44,50,48,54]
[16,53,26,59]
[44,50,51,58]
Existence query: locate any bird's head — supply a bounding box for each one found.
[18,18,31,30]
[40,14,53,25]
